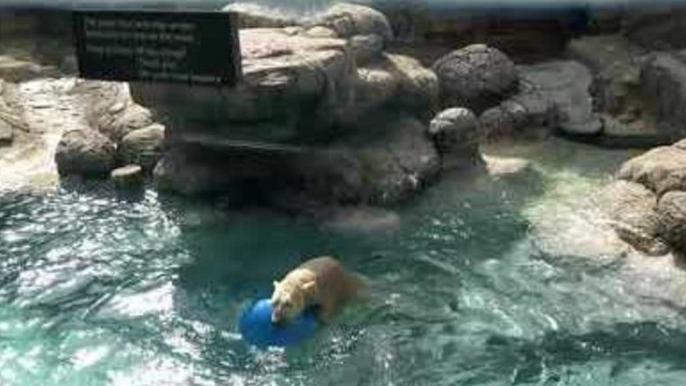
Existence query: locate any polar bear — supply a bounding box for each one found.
[271,256,368,324]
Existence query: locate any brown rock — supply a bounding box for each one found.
[117,123,165,172]
[617,146,686,195]
[657,191,686,253]
[55,128,116,177]
[597,180,668,256]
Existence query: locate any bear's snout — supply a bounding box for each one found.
[271,305,284,324]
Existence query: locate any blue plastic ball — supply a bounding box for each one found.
[239,298,318,348]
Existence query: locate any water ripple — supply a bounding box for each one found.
[2,140,686,385]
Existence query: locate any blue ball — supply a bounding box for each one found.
[239,298,318,348]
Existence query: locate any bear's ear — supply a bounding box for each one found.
[302,280,316,292]
[273,280,280,288]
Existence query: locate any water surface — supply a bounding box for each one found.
[2,139,686,386]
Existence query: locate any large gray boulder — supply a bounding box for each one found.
[617,146,686,195]
[55,128,116,176]
[432,44,517,112]
[597,180,668,256]
[657,191,686,253]
[517,60,601,136]
[117,123,165,172]
[131,28,356,141]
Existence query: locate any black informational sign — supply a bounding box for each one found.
[73,10,242,86]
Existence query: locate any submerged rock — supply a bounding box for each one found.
[617,146,686,196]
[55,128,116,177]
[117,123,165,173]
[597,180,668,256]
[432,44,517,112]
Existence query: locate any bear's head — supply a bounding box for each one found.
[270,279,314,324]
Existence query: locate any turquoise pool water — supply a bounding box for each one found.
[2,139,686,386]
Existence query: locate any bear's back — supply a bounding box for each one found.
[299,256,357,303]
